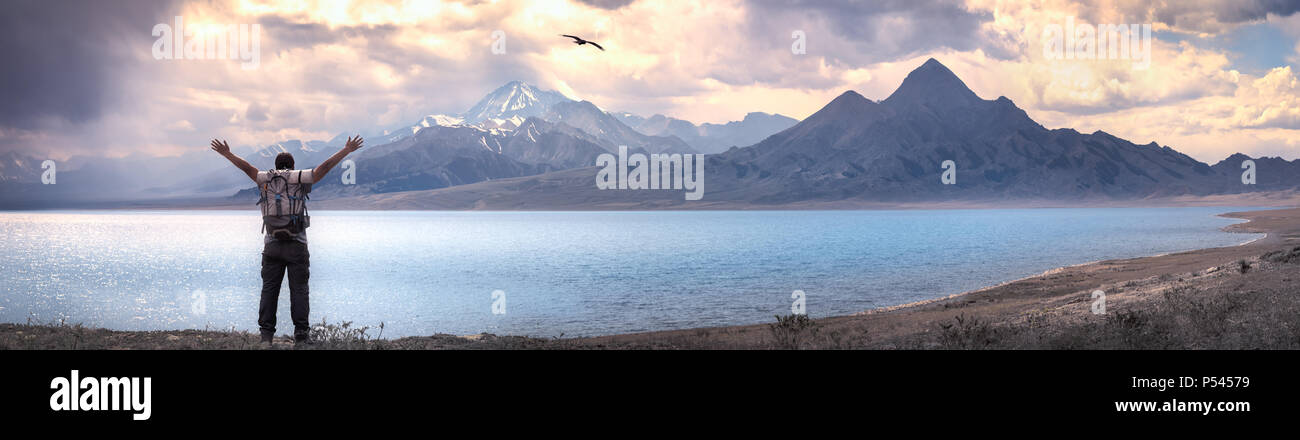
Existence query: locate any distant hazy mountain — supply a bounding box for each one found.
[544,101,696,154]
[251,139,336,167]
[612,111,798,154]
[0,151,40,183]
[1210,153,1300,192]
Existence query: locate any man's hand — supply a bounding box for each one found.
[210,139,232,156]
[344,135,364,153]
[312,135,364,183]
[211,139,258,181]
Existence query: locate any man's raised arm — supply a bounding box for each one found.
[311,135,364,184]
[210,139,258,182]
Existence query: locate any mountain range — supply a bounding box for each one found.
[2,59,1298,209]
[308,58,1300,209]
[611,111,798,154]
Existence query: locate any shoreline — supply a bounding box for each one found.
[573,206,1300,348]
[3,205,1299,349]
[861,212,1268,317]
[5,189,1300,212]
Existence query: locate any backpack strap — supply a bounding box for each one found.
[295,170,311,198]
[294,170,304,205]
[294,170,310,229]
[255,171,267,206]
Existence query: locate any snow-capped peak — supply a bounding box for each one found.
[462,81,573,124]
[420,114,465,127]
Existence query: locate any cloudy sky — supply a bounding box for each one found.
[2,0,1299,162]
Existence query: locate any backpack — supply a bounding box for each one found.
[257,170,311,241]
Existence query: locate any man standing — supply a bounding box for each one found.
[210,136,364,344]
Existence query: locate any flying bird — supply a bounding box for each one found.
[560,34,604,51]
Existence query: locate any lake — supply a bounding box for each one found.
[0,208,1264,337]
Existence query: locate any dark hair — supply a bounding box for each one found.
[274,152,295,170]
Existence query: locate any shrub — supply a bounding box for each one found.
[768,314,818,349]
[1262,246,1300,264]
[307,319,380,349]
[937,314,997,349]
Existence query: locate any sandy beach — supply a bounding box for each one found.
[4,205,1299,349]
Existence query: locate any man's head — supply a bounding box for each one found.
[275,152,295,170]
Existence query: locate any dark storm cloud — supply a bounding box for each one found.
[257,15,401,50]
[1161,0,1300,25]
[0,0,177,129]
[1076,0,1300,34]
[683,0,1004,91]
[573,0,636,10]
[746,0,999,65]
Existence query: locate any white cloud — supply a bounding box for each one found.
[164,120,196,132]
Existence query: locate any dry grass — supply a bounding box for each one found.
[0,318,563,350]
[912,247,1300,350]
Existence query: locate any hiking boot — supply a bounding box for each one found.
[294,332,313,345]
[260,331,275,344]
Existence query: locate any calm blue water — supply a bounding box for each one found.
[0,208,1264,337]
